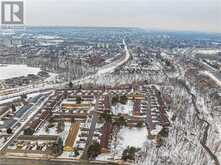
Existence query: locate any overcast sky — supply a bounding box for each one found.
[23,0,221,32]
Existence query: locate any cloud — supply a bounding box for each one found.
[24,0,221,32]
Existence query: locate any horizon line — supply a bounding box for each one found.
[1,24,221,35]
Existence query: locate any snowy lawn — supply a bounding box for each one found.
[58,151,82,159]
[35,122,71,145]
[111,100,133,116]
[118,127,148,149]
[96,127,148,161]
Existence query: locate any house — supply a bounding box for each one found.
[128,91,145,100]
[145,85,170,137]
[6,135,63,157]
[100,122,113,153]
[133,100,141,115]
[61,98,93,110]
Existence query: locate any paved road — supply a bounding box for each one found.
[0,156,117,165]
[0,40,131,102]
[0,91,54,151]
[81,96,99,160]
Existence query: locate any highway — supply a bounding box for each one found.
[0,39,131,152]
[0,40,130,102]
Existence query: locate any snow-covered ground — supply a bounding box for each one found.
[150,125,163,136]
[0,41,129,101]
[44,73,58,83]
[26,91,51,100]
[196,49,221,55]
[0,137,6,148]
[58,151,80,159]
[0,96,20,105]
[118,127,148,149]
[96,127,148,161]
[0,64,58,82]
[111,101,133,115]
[35,120,86,159]
[200,71,221,87]
[36,35,60,40]
[0,65,41,80]
[35,121,71,144]
[35,121,74,158]
[0,91,53,151]
[161,52,172,60]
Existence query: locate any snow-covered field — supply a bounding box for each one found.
[0,64,57,82]
[0,65,40,80]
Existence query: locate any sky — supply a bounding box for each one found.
[7,0,221,32]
